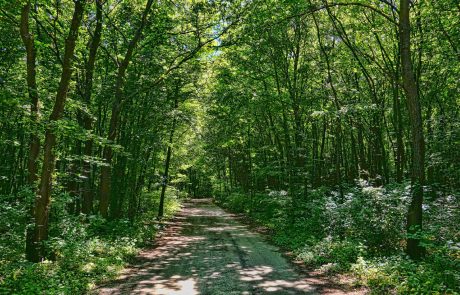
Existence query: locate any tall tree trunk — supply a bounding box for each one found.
[393,67,405,183]
[20,1,40,186]
[399,0,425,260]
[318,118,327,186]
[66,142,81,215]
[349,120,359,180]
[26,0,85,262]
[111,154,128,219]
[135,146,152,213]
[128,137,142,221]
[311,121,319,187]
[81,0,103,214]
[20,1,42,261]
[312,8,343,199]
[158,96,179,219]
[99,0,154,218]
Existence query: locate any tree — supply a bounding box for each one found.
[19,1,40,187]
[399,0,425,260]
[80,0,103,214]
[26,0,85,262]
[99,0,154,218]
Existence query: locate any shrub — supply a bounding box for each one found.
[351,255,460,294]
[0,188,182,294]
[216,182,460,294]
[296,238,366,271]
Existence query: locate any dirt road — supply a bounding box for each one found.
[97,199,362,295]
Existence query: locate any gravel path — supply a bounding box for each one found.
[97,199,363,295]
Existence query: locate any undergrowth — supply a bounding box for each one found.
[215,181,460,294]
[0,188,183,294]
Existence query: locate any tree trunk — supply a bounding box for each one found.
[349,120,359,180]
[20,1,40,186]
[312,9,343,198]
[99,0,154,218]
[393,71,405,183]
[81,0,103,214]
[158,96,178,219]
[399,0,425,260]
[26,0,85,262]
[21,1,42,261]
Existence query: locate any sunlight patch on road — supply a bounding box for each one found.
[150,277,198,295]
[257,279,315,293]
[238,265,273,281]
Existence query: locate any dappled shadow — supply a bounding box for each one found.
[96,199,361,295]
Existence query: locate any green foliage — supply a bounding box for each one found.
[2,238,136,295]
[296,238,366,271]
[217,183,460,294]
[352,254,460,295]
[216,191,248,213]
[0,190,182,294]
[327,181,409,255]
[0,0,459,294]
[0,191,31,279]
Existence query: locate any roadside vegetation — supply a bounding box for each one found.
[216,185,459,294]
[0,0,458,294]
[203,0,460,293]
[1,189,182,294]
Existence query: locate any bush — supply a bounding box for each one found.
[323,181,409,255]
[296,238,366,271]
[0,188,183,294]
[218,190,248,213]
[216,182,460,294]
[351,255,460,294]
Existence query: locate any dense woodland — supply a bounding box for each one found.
[0,0,459,294]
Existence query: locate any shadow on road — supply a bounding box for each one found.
[96,199,362,295]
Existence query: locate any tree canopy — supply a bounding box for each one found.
[0,0,459,293]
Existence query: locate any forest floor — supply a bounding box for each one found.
[96,199,365,295]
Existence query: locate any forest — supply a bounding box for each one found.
[0,0,459,294]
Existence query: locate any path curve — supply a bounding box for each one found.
[97,199,363,295]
